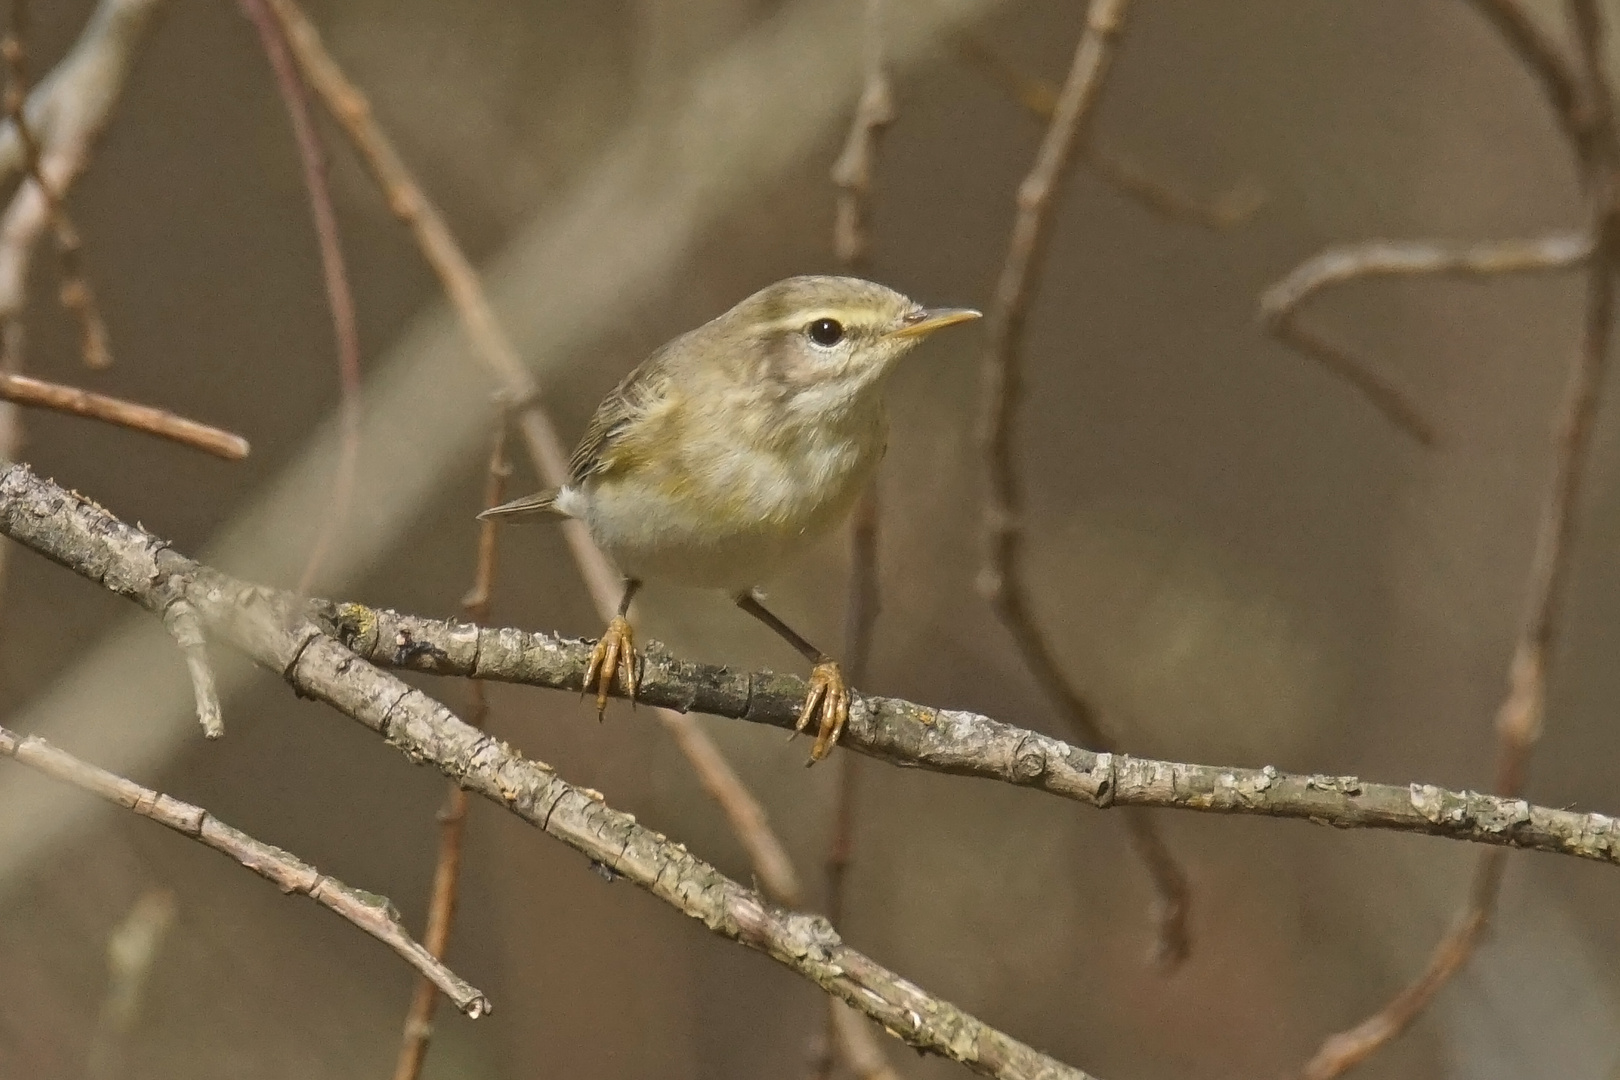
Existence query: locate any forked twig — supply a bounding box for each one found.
[263,0,802,907]
[1260,232,1593,447]
[0,724,490,1017]
[978,0,1192,969]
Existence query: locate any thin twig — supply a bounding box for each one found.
[977,0,1192,969]
[163,599,223,738]
[0,371,250,460]
[392,418,509,1080]
[0,723,491,1017]
[1260,232,1593,446]
[1294,2,1620,1074]
[264,0,802,907]
[1,0,111,370]
[237,0,363,596]
[1464,0,1588,152]
[954,31,1263,231]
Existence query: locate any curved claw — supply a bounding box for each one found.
[583,615,637,720]
[798,660,849,764]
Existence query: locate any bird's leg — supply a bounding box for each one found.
[584,578,642,719]
[734,592,849,763]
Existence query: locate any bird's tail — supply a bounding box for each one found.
[478,489,566,522]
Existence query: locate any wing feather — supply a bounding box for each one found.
[568,347,674,485]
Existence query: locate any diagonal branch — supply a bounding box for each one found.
[0,723,490,1017]
[17,464,1620,1078]
[2,0,111,370]
[0,371,251,460]
[0,462,1093,1080]
[978,0,1193,969]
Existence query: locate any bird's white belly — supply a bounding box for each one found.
[569,439,877,592]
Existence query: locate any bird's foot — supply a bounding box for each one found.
[793,660,850,764]
[583,615,639,719]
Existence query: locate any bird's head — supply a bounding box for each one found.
[703,275,980,416]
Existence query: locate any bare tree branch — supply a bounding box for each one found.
[1260,232,1593,446]
[0,462,1096,1080]
[0,723,490,1017]
[0,371,251,460]
[1293,1,1620,1074]
[7,463,1620,873]
[264,0,802,906]
[978,0,1192,969]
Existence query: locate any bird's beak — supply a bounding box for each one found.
[885,306,983,340]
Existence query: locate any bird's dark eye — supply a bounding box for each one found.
[807,318,845,347]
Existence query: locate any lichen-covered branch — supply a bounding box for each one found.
[0,462,1092,1080]
[308,598,1620,868]
[4,464,1616,875]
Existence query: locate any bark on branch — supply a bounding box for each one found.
[0,462,1094,1080]
[6,463,1620,873]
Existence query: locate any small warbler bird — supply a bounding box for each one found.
[481,275,979,760]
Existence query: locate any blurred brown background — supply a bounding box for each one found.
[2,0,1618,1077]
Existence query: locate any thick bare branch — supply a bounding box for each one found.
[6,463,1617,873]
[0,723,490,1017]
[0,462,1093,1080]
[299,596,1620,868]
